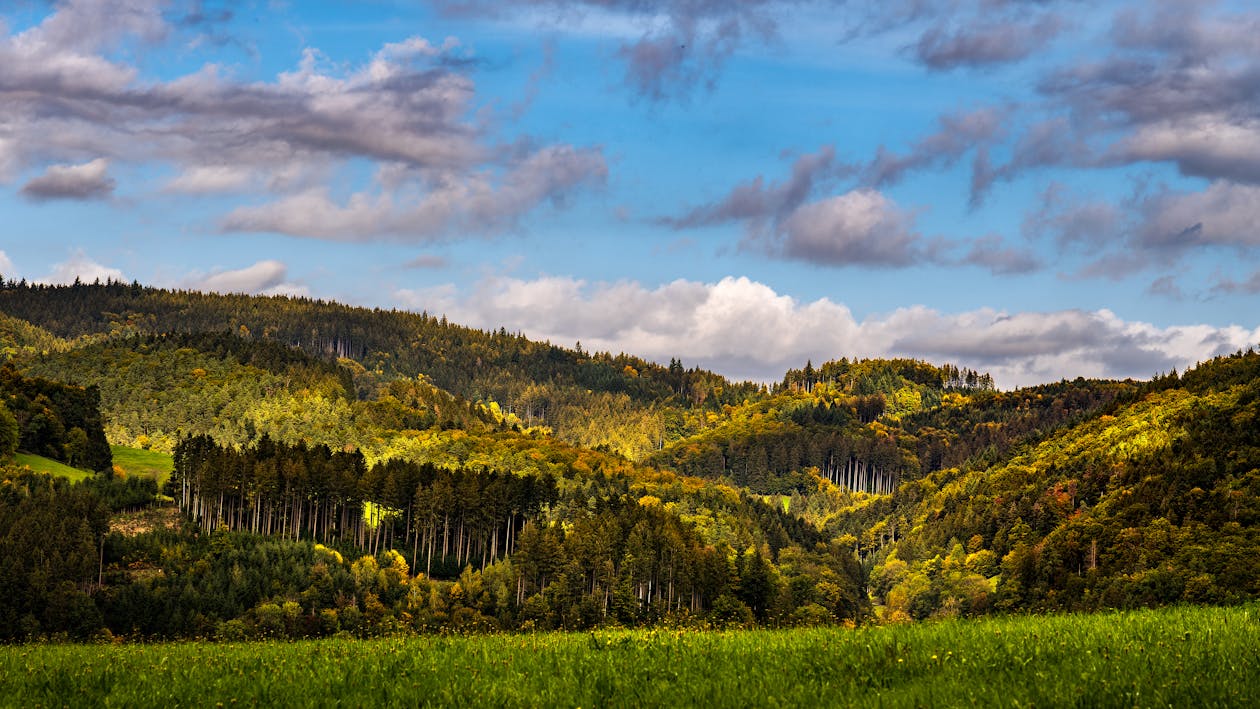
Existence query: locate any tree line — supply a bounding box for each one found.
[171,435,559,578]
[779,358,994,396]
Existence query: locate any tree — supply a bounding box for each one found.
[736,548,774,619]
[0,400,16,461]
[63,427,91,468]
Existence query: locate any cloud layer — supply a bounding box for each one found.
[187,260,306,296]
[3,0,1256,389]
[220,146,607,241]
[668,150,1038,274]
[397,274,1256,387]
[0,0,605,241]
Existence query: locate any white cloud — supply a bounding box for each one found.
[261,283,312,298]
[180,259,312,298]
[0,250,14,276]
[191,260,289,294]
[395,274,1259,387]
[39,250,125,285]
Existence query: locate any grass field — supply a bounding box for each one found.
[12,452,93,482]
[1,604,1256,707]
[109,445,173,485]
[11,446,173,486]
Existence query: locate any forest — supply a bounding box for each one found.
[0,279,1257,642]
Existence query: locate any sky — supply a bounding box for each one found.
[2,0,1259,387]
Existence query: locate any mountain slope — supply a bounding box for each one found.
[829,351,1260,619]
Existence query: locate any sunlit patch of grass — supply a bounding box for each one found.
[109,445,174,486]
[12,452,93,482]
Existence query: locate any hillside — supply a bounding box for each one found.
[828,352,1260,619]
[0,280,1257,641]
[0,280,759,458]
[0,284,866,639]
[0,311,68,360]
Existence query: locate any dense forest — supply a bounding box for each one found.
[810,357,1260,620]
[1,280,1257,641]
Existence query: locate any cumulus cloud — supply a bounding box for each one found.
[395,274,1258,387]
[1147,275,1185,300]
[178,259,310,297]
[0,1,603,240]
[164,165,255,194]
[260,282,312,298]
[443,1,1073,99]
[20,159,115,201]
[1031,3,1260,191]
[970,117,1095,206]
[0,250,14,277]
[668,150,1037,275]
[839,0,1074,73]
[1020,179,1260,279]
[39,250,125,285]
[1022,183,1123,249]
[666,152,919,266]
[855,1,1260,227]
[190,260,289,294]
[1116,117,1260,185]
[18,0,168,57]
[1109,2,1260,69]
[770,189,922,267]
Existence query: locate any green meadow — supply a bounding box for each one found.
[109,445,173,485]
[11,446,171,486]
[12,452,93,483]
[2,604,1255,707]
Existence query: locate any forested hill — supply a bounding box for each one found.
[815,350,1260,619]
[0,280,878,640]
[1,277,1258,640]
[0,280,995,463]
[0,279,755,427]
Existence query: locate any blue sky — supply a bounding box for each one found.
[2,0,1259,386]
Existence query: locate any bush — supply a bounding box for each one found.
[709,594,754,628]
